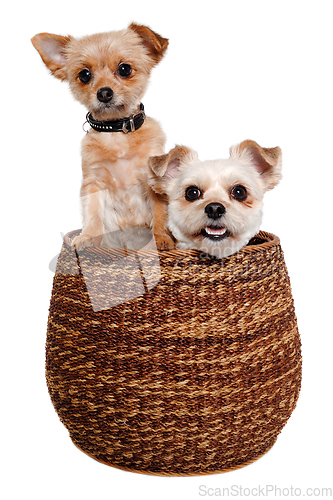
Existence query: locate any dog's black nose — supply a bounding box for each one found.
[97,87,113,103]
[205,203,225,219]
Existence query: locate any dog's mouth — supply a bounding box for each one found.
[201,226,231,241]
[93,103,126,119]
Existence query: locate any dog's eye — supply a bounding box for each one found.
[185,186,202,202]
[118,63,132,78]
[79,69,92,84]
[231,185,248,202]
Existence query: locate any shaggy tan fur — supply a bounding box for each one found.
[32,24,173,250]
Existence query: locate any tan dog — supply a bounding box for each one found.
[148,140,282,258]
[32,23,174,250]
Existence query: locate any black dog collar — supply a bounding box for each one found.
[85,103,146,133]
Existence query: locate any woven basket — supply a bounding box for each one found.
[46,230,301,476]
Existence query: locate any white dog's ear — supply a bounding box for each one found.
[148,145,198,194]
[31,33,73,80]
[230,140,282,191]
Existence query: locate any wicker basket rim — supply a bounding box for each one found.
[64,229,280,260]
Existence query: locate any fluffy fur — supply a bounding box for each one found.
[148,140,282,258]
[32,23,174,250]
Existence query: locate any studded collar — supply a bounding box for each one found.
[84,103,146,134]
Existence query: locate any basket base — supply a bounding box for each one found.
[70,437,278,477]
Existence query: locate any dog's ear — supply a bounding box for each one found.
[31,33,73,80]
[129,23,168,65]
[148,145,197,194]
[230,139,282,191]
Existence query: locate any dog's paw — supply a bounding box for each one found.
[154,234,175,250]
[70,233,102,251]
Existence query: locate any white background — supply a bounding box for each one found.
[2,0,332,498]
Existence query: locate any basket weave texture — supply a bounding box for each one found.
[46,231,302,476]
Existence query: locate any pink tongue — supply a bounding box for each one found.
[206,227,225,234]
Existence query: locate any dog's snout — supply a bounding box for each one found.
[97,87,113,103]
[205,202,225,219]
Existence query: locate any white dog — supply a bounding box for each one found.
[148,140,282,258]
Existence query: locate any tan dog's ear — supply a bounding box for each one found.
[230,139,282,191]
[129,23,168,65]
[31,33,73,80]
[148,145,197,194]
